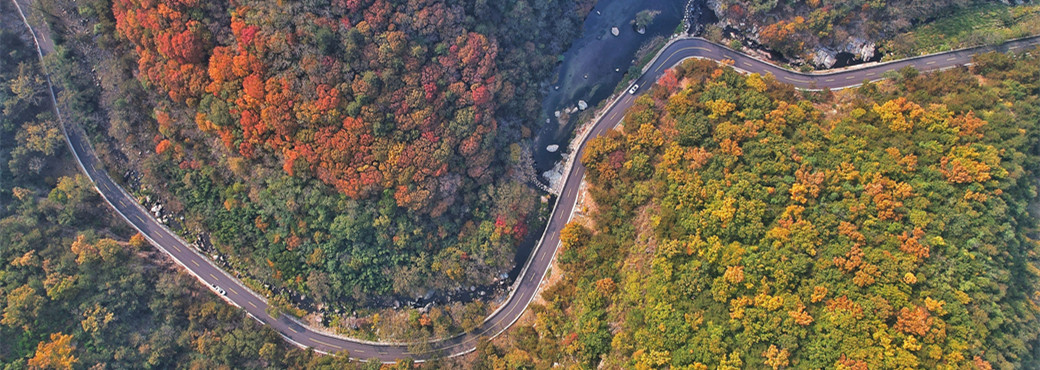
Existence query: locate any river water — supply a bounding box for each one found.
[403,0,688,311]
[532,0,686,174]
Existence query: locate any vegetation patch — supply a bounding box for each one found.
[883,3,1040,58]
[473,52,1040,368]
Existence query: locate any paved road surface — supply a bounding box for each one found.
[13,0,1039,361]
[636,36,1040,94]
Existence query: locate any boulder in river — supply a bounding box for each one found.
[577,100,588,110]
[546,144,559,153]
[611,26,620,37]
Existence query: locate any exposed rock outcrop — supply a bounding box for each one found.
[812,38,876,68]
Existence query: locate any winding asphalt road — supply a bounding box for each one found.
[13,0,1040,361]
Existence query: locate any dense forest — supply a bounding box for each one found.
[15,0,1040,365]
[707,0,1040,65]
[480,53,1040,367]
[0,15,533,366]
[0,23,398,369]
[34,0,595,317]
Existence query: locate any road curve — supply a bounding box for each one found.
[14,0,1039,361]
[642,35,1040,93]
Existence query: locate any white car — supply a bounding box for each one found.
[628,84,639,95]
[212,284,226,296]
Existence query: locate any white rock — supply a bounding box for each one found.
[542,158,567,192]
[546,144,559,153]
[813,49,837,69]
[577,100,588,110]
[846,37,876,61]
[611,27,620,36]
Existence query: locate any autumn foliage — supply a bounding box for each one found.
[518,55,1040,368]
[109,0,591,303]
[710,0,1027,65]
[114,0,508,213]
[113,0,213,104]
[29,333,78,370]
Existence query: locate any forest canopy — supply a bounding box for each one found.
[94,0,594,309]
[506,52,1040,368]
[0,25,363,368]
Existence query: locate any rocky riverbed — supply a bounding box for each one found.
[532,0,686,176]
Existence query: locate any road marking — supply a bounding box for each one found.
[42,31,1040,360]
[742,61,753,67]
[228,287,239,295]
[825,78,835,82]
[355,349,365,354]
[288,325,300,333]
[209,273,217,280]
[311,338,335,347]
[462,325,499,348]
[171,245,180,252]
[783,76,810,83]
[656,46,712,72]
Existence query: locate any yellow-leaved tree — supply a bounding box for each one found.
[29,332,78,370]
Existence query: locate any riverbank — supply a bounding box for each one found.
[532,0,686,175]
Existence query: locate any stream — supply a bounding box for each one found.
[401,0,691,312]
[532,0,686,175]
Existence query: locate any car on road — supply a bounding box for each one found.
[628,84,639,95]
[212,284,226,296]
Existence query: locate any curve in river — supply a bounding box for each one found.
[13,0,1040,361]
